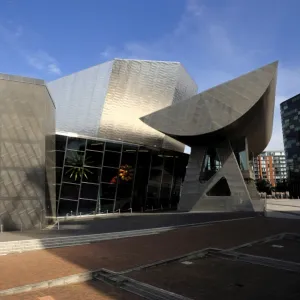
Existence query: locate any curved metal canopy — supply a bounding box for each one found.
[141,61,278,154]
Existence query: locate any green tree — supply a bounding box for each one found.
[256,179,273,194]
[275,179,289,192]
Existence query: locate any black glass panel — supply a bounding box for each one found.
[103,151,121,168]
[122,144,138,152]
[60,183,80,200]
[115,197,131,212]
[101,167,119,183]
[100,199,115,212]
[56,135,67,151]
[85,150,103,167]
[147,183,160,198]
[105,142,122,152]
[160,185,171,208]
[151,153,164,169]
[121,152,137,167]
[56,151,65,167]
[86,139,104,151]
[65,150,84,166]
[56,168,62,184]
[149,169,162,183]
[56,184,61,200]
[170,177,182,208]
[146,197,160,210]
[80,183,99,200]
[63,166,81,184]
[78,199,97,214]
[163,156,174,176]
[67,137,86,151]
[117,182,133,199]
[131,150,151,212]
[100,183,116,199]
[58,199,78,216]
[81,167,101,184]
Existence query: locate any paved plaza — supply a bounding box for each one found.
[0,216,300,299]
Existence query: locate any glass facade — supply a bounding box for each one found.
[280,94,300,197]
[55,135,188,216]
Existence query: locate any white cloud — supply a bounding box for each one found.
[100,46,116,58]
[98,0,300,152]
[26,50,61,75]
[0,22,61,76]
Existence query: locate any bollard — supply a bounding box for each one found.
[106,210,108,214]
[57,220,60,230]
[118,209,120,214]
[39,222,42,231]
[80,212,82,216]
[20,222,23,232]
[152,206,154,211]
[0,224,3,233]
[130,207,132,213]
[70,211,73,216]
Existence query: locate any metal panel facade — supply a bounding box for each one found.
[0,74,55,230]
[48,60,113,137]
[48,59,197,152]
[98,59,197,151]
[141,62,278,213]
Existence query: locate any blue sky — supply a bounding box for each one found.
[1,0,300,150]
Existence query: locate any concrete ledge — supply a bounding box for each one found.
[0,270,99,296]
[0,217,255,255]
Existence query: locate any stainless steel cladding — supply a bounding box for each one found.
[47,61,113,137]
[48,59,197,152]
[0,74,56,230]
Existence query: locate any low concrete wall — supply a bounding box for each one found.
[265,199,300,219]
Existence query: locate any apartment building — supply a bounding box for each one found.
[253,151,287,186]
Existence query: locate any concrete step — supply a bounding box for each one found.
[0,217,254,255]
[0,227,173,255]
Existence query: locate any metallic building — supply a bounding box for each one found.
[253,151,287,186]
[0,74,56,230]
[48,59,198,153]
[141,62,278,213]
[48,59,196,216]
[280,94,300,197]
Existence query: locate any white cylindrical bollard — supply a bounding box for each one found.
[57,220,60,230]
[0,224,3,233]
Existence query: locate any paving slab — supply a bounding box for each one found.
[128,257,300,300]
[0,217,300,291]
[239,239,300,263]
[1,281,142,300]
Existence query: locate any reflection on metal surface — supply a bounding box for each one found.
[48,59,197,152]
[141,62,278,213]
[0,74,56,230]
